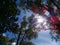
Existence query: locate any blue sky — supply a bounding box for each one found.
[16,8,60,45]
[4,8,60,45]
[4,3,59,45]
[10,30,60,45]
[31,30,59,45]
[2,0,60,45]
[19,9,59,45]
[4,7,60,45]
[8,30,60,45]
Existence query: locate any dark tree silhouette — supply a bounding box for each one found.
[0,0,20,45]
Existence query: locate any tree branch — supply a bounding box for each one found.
[16,32,21,45]
[50,0,60,9]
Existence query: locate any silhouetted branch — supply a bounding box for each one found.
[50,0,60,9]
[16,32,21,45]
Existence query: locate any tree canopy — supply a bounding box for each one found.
[0,0,60,45]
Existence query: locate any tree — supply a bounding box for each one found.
[16,16,37,45]
[20,0,60,39]
[0,0,19,45]
[0,0,37,45]
[0,35,8,45]
[0,0,60,45]
[0,0,19,34]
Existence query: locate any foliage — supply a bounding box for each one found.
[0,0,60,45]
[18,0,60,42]
[0,0,19,34]
[0,0,19,45]
[20,41,34,45]
[16,16,37,45]
[0,35,8,45]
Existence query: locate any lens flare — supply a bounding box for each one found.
[32,14,50,32]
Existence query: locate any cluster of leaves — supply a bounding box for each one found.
[19,0,60,10]
[20,41,34,45]
[0,35,8,45]
[16,16,38,45]
[0,0,19,34]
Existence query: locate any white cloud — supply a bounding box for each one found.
[32,30,59,45]
[12,42,16,45]
[3,33,6,36]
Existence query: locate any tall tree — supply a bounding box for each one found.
[16,16,37,45]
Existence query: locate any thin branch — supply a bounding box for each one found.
[16,32,21,45]
[19,33,25,45]
[50,0,60,9]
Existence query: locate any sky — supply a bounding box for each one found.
[16,0,59,45]
[1,0,60,45]
[4,0,60,45]
[4,7,60,45]
[19,8,60,45]
[11,30,60,45]
[18,9,60,45]
[31,30,59,45]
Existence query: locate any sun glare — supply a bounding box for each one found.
[33,14,49,32]
[34,14,47,23]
